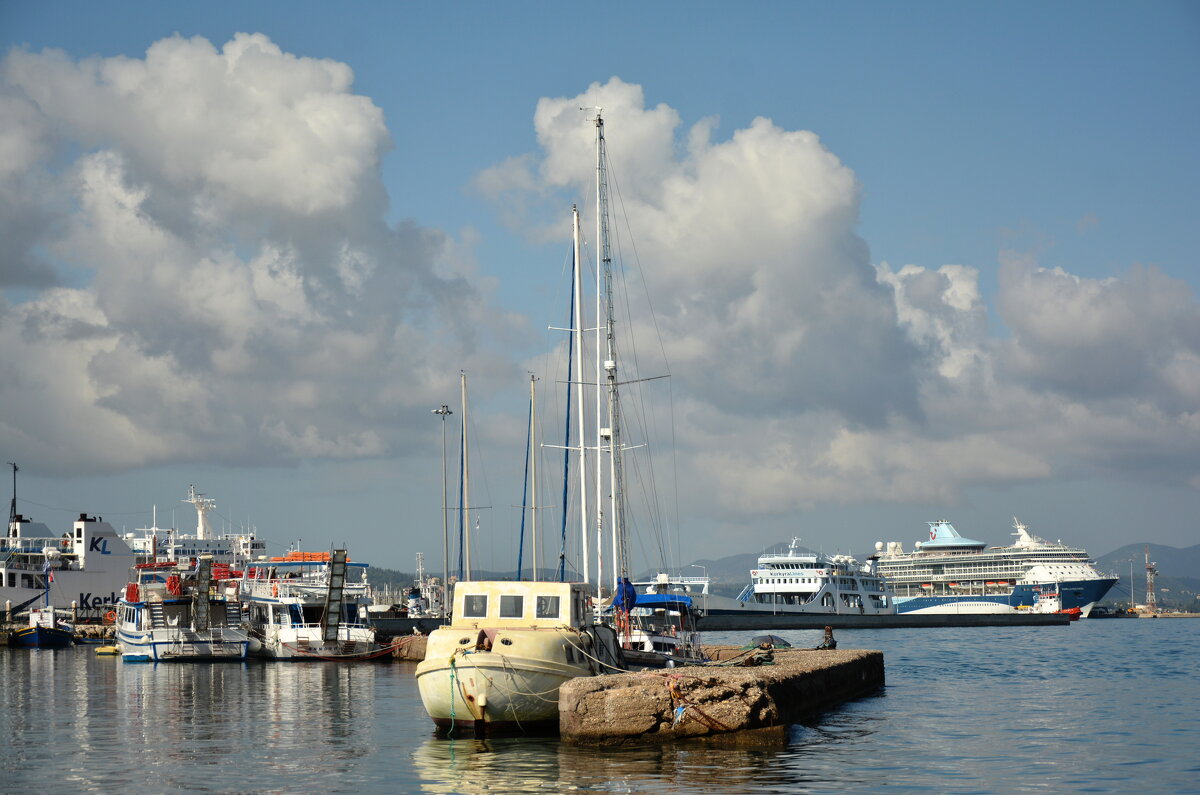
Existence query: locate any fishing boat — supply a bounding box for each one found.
[240,549,385,660]
[7,606,75,648]
[414,580,624,734]
[114,556,251,661]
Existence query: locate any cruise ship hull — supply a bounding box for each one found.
[894,578,1117,616]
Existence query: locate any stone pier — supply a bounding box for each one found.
[559,647,884,745]
[389,634,428,661]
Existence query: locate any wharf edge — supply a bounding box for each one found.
[695,612,1071,630]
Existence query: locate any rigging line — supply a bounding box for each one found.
[517,388,532,580]
[606,154,677,570]
[608,246,670,568]
[558,247,576,583]
[606,147,672,381]
[15,498,153,518]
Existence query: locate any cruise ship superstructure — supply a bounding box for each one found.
[876,518,1116,616]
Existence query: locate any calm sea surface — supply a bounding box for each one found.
[2,619,1197,794]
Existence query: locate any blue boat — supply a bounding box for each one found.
[8,607,75,648]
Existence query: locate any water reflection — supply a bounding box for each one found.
[411,735,819,794]
[3,621,1198,793]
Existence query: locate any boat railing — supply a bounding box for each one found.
[284,620,373,631]
[241,579,369,600]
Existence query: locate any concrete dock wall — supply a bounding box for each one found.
[696,612,1069,630]
[559,648,884,745]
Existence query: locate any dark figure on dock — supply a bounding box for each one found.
[815,626,836,650]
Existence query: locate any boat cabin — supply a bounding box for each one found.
[448,581,591,629]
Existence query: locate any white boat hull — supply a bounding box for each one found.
[416,644,591,731]
[257,624,379,660]
[116,626,250,661]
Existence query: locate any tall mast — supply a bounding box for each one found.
[461,371,472,580]
[530,373,539,580]
[594,111,605,599]
[594,110,629,595]
[7,462,17,527]
[573,205,590,585]
[184,484,216,540]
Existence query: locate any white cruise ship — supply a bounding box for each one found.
[876,518,1117,616]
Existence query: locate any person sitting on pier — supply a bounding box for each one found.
[815,626,837,650]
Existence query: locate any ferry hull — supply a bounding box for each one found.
[700,592,895,617]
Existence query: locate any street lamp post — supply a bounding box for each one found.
[691,564,708,615]
[433,405,453,615]
[1123,557,1132,612]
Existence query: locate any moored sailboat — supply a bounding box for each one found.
[416,110,687,734]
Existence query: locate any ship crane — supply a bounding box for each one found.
[1144,544,1158,612]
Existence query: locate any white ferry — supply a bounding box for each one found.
[123,485,267,568]
[651,538,896,616]
[3,512,138,614]
[876,518,1117,617]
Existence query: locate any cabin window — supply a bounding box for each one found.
[462,594,488,618]
[499,595,524,619]
[536,595,561,619]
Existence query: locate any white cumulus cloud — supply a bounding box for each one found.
[0,33,511,475]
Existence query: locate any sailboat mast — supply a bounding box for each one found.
[461,371,472,579]
[595,110,628,594]
[594,112,606,600]
[530,373,539,581]
[572,205,590,586]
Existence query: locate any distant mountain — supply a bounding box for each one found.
[1095,543,1200,579]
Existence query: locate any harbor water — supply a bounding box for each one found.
[2,619,1196,793]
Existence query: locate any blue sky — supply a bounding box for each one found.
[1,2,1198,575]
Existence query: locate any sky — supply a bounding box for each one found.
[1,2,1198,577]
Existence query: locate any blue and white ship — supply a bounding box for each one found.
[876,518,1117,617]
